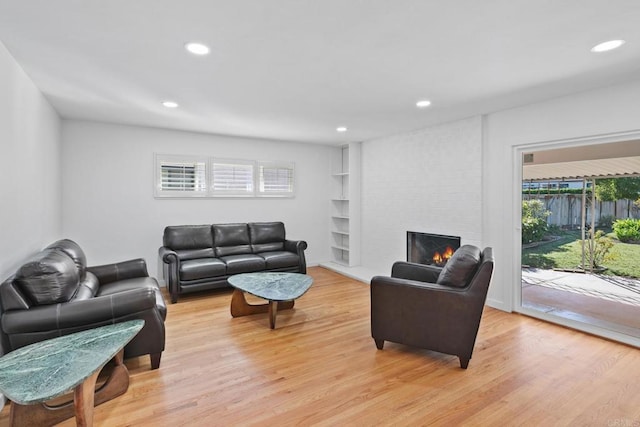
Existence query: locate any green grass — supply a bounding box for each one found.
[522,230,640,278]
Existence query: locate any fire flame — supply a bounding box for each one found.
[432,246,455,266]
[432,252,443,265]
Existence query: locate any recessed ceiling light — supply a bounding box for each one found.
[416,100,432,108]
[590,39,626,53]
[184,42,210,56]
[162,101,179,108]
[336,126,348,133]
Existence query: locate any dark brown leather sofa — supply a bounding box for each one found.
[0,239,166,369]
[159,221,307,303]
[370,245,494,369]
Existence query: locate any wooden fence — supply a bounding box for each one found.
[523,194,640,227]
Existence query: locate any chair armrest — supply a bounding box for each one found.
[370,276,476,324]
[87,258,149,285]
[391,261,442,283]
[371,275,463,294]
[2,288,158,334]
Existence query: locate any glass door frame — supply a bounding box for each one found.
[512,131,640,348]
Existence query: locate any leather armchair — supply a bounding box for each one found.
[370,245,494,369]
[0,239,166,369]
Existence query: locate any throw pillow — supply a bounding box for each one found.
[436,245,481,288]
[15,250,80,305]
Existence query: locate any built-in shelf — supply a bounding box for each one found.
[329,143,360,267]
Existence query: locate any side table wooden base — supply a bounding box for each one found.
[230,288,295,329]
[9,349,131,427]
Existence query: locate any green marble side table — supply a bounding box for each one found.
[228,272,313,329]
[0,320,144,427]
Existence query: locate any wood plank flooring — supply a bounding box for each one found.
[1,266,639,426]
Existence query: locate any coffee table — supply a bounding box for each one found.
[228,272,313,329]
[0,320,144,427]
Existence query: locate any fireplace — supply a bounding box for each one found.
[407,232,461,267]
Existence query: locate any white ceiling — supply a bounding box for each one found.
[1,1,640,145]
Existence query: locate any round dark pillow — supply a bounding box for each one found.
[15,250,79,305]
[45,239,87,281]
[436,245,481,288]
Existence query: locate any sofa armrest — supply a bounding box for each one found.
[284,240,307,274]
[391,261,442,283]
[158,247,180,303]
[284,239,307,253]
[159,247,179,265]
[2,288,158,334]
[87,258,149,285]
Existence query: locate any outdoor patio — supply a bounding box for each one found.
[521,268,640,337]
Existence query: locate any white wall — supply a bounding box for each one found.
[61,120,335,281]
[360,116,483,276]
[0,42,62,286]
[483,78,640,310]
[0,41,61,409]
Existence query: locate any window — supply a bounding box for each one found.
[154,154,295,198]
[211,160,254,196]
[155,155,207,197]
[258,162,295,196]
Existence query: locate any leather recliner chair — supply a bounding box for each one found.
[0,239,167,369]
[370,245,494,369]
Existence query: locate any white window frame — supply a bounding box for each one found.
[257,161,295,197]
[154,154,295,198]
[154,154,208,198]
[210,158,255,197]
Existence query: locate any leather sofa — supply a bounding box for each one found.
[0,239,167,369]
[159,222,307,303]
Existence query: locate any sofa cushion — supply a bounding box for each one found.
[220,254,266,275]
[258,251,300,269]
[249,222,285,253]
[15,250,80,305]
[214,224,252,257]
[163,225,213,250]
[45,239,88,281]
[436,245,481,288]
[175,248,215,261]
[179,258,226,281]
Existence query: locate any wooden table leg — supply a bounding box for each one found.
[268,300,278,329]
[74,370,99,426]
[230,289,295,328]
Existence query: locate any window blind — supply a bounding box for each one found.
[160,162,207,192]
[259,163,294,195]
[212,161,254,194]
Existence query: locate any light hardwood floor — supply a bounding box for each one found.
[1,267,639,426]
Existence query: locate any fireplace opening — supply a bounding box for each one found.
[407,232,461,267]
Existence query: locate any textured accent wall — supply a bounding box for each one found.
[361,116,483,274]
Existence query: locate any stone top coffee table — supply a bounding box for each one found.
[228,272,313,329]
[0,320,144,427]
